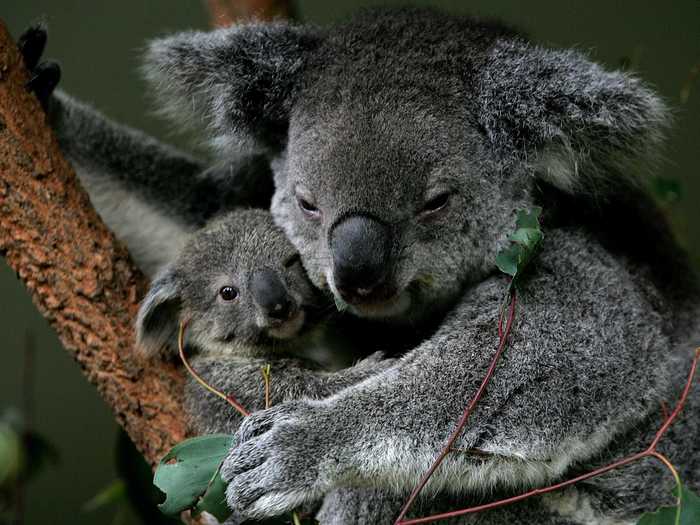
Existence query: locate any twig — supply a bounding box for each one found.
[177,321,249,417]
[261,364,272,409]
[396,347,700,524]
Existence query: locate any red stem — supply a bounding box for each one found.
[397,347,700,525]
[394,290,517,524]
[178,320,250,417]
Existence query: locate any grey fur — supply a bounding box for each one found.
[47,91,274,276]
[35,7,700,523]
[142,8,699,523]
[142,23,322,153]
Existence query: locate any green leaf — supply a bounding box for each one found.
[496,207,544,282]
[637,485,700,525]
[0,423,24,487]
[153,434,234,517]
[495,245,520,277]
[193,464,230,522]
[514,207,542,231]
[82,479,127,512]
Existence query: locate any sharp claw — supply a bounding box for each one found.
[26,62,61,111]
[18,23,47,71]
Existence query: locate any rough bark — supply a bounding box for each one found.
[205,0,293,27]
[0,21,188,466]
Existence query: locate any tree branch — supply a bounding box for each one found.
[0,20,188,466]
[204,0,293,27]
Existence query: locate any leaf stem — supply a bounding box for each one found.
[262,364,272,410]
[178,321,250,417]
[649,452,683,525]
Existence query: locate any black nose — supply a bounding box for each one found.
[250,268,294,320]
[330,214,391,302]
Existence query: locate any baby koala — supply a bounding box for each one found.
[135,209,391,434]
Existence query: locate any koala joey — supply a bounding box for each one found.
[135,208,393,436]
[20,11,700,524]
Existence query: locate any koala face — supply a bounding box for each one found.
[271,95,517,320]
[136,210,322,357]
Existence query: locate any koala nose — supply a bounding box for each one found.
[250,268,294,321]
[330,214,391,302]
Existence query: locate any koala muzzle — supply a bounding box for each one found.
[330,214,392,303]
[250,268,295,321]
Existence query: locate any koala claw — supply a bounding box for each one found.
[222,400,333,519]
[18,24,60,110]
[18,24,47,70]
[26,62,61,110]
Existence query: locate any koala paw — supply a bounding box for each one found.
[221,400,337,519]
[18,24,60,110]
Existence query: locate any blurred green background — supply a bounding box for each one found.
[1,1,698,523]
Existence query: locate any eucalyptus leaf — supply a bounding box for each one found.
[496,207,544,283]
[193,464,231,522]
[514,207,542,230]
[637,485,700,525]
[154,434,234,517]
[495,245,520,277]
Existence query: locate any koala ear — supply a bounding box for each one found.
[478,40,670,194]
[142,23,322,153]
[135,270,182,358]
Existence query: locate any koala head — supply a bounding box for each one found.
[135,210,321,357]
[145,8,668,321]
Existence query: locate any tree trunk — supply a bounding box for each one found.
[0,20,188,466]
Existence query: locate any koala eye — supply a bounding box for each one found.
[419,192,451,217]
[219,286,239,301]
[296,193,321,220]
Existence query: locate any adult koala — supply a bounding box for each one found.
[142,7,700,524]
[20,7,700,524]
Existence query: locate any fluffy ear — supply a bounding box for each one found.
[135,270,182,357]
[478,40,670,194]
[142,23,322,153]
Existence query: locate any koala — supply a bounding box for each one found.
[19,10,700,525]
[140,8,700,524]
[135,208,393,434]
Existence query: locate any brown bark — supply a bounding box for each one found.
[0,21,188,466]
[205,0,293,27]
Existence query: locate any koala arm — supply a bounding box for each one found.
[47,90,202,274]
[221,229,689,518]
[47,92,274,276]
[184,352,396,435]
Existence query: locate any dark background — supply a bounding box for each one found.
[2,1,699,523]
